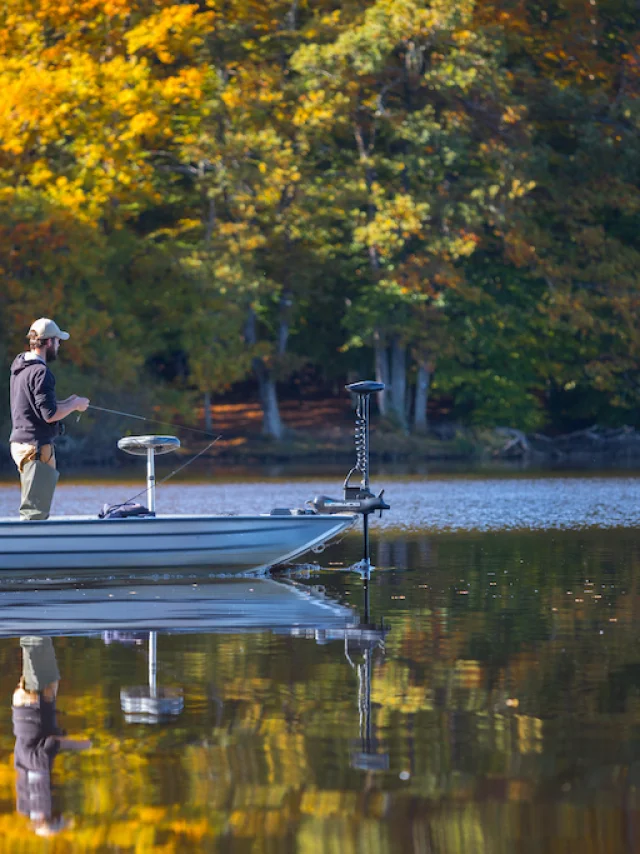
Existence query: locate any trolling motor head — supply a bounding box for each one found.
[311,381,390,518]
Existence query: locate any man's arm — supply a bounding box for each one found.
[32,368,90,423]
[58,737,92,751]
[43,396,89,423]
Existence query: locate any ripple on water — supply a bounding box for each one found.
[0,476,639,532]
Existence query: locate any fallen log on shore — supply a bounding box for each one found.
[494,425,640,460]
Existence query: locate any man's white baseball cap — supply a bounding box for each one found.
[27,318,70,340]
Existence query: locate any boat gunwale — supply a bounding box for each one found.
[0,512,357,527]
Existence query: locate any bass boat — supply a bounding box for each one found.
[0,382,389,573]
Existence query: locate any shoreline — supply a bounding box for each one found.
[2,424,640,473]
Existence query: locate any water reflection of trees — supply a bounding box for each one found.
[0,531,639,850]
[333,528,640,848]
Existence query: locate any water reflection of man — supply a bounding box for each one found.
[12,636,91,838]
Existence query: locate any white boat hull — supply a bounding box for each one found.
[0,513,356,572]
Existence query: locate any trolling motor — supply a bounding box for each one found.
[311,381,390,567]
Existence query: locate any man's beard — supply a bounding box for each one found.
[45,342,58,362]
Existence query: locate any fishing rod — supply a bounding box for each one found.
[86,403,223,515]
[87,404,219,439]
[99,435,222,517]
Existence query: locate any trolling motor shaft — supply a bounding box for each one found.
[344,381,385,502]
[311,381,390,565]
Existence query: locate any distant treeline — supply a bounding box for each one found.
[1,0,639,439]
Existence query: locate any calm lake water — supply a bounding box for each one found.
[1,474,640,851]
[3,471,640,530]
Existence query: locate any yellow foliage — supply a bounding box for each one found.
[125,5,215,64]
[160,67,208,104]
[0,3,212,223]
[354,193,430,257]
[127,110,160,138]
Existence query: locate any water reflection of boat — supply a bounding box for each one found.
[0,577,359,637]
[292,571,390,772]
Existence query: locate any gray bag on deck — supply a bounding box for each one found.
[19,459,59,521]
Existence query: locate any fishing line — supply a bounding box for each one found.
[87,404,219,439]
[101,435,222,516]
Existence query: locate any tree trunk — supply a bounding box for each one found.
[245,307,284,440]
[203,390,213,434]
[374,330,389,416]
[255,360,284,440]
[413,362,431,434]
[278,289,292,356]
[390,337,407,432]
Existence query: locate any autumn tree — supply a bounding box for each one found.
[0,1,219,435]
[150,0,368,438]
[291,0,533,431]
[470,0,640,429]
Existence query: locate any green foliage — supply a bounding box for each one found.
[2,0,640,444]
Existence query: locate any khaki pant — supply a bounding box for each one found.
[11,443,56,472]
[10,443,58,520]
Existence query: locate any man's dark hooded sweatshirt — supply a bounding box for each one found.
[9,354,58,445]
[13,699,61,821]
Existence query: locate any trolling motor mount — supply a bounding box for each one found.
[310,381,390,568]
[311,381,390,518]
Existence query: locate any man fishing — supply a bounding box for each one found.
[9,317,90,520]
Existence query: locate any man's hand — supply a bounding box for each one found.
[44,396,90,423]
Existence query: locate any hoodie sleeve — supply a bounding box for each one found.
[32,367,57,421]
